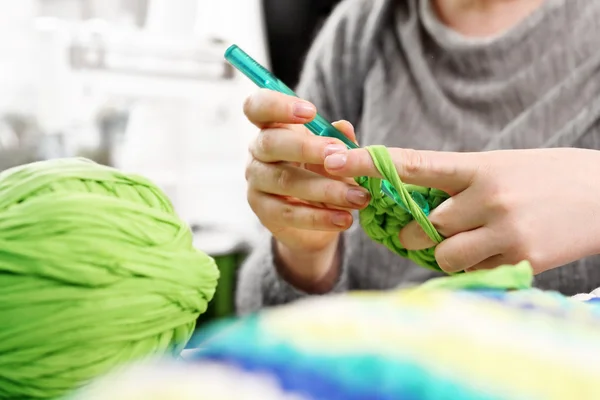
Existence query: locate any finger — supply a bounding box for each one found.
[247,189,353,231]
[331,120,358,144]
[305,163,359,183]
[325,147,480,195]
[244,89,317,128]
[282,186,360,212]
[434,227,502,273]
[465,254,510,272]
[247,161,370,209]
[284,196,353,212]
[398,220,437,250]
[250,127,348,164]
[398,190,488,250]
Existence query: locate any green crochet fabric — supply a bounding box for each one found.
[357,145,450,273]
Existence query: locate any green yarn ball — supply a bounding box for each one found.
[0,158,219,400]
[357,146,450,273]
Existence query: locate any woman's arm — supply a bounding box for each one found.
[235,0,374,315]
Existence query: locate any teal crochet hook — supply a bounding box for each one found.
[224,44,429,216]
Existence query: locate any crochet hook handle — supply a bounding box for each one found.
[224,44,429,216]
[225,45,357,148]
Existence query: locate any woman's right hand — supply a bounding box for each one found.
[243,89,370,291]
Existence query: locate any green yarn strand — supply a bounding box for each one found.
[0,158,219,399]
[366,146,443,244]
[416,261,534,291]
[357,145,450,273]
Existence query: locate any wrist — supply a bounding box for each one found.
[273,235,343,294]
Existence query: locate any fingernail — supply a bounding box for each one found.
[293,102,316,119]
[325,153,347,169]
[332,212,349,227]
[346,188,369,206]
[324,144,346,157]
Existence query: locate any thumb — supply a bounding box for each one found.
[324,147,479,195]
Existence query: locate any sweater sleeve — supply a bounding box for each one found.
[235,0,373,315]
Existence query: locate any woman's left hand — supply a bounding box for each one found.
[324,146,600,274]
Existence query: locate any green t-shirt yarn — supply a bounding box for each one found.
[0,158,219,399]
[357,145,450,273]
[416,260,534,291]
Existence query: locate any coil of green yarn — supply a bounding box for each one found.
[357,145,450,273]
[0,158,219,400]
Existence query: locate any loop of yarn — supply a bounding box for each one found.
[357,145,450,273]
[0,158,219,399]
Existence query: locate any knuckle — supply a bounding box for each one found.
[280,203,296,224]
[244,158,260,184]
[513,246,536,267]
[399,148,426,179]
[275,167,294,192]
[257,130,275,156]
[483,185,513,214]
[243,89,271,117]
[322,180,342,204]
[524,249,545,268]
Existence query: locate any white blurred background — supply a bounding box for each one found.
[0,0,271,252]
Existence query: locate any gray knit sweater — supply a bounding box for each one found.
[236,0,600,314]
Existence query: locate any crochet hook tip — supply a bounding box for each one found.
[381,183,430,216]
